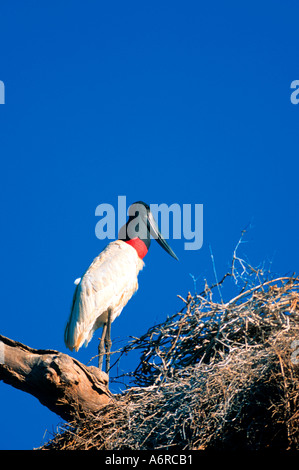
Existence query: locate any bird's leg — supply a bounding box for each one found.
[98,323,107,370]
[105,308,112,375]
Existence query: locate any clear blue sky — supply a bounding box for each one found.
[1,1,299,449]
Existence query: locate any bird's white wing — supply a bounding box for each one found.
[64,240,144,351]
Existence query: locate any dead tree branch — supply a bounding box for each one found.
[0,335,112,421]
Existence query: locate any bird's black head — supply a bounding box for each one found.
[118,201,178,260]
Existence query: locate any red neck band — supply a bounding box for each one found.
[125,238,148,259]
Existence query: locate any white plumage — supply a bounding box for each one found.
[64,240,144,352]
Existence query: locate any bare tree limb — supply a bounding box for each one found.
[0,334,112,421]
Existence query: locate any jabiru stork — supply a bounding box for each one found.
[64,201,178,373]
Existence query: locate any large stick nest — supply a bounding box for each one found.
[42,268,299,450]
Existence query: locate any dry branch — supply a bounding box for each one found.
[0,335,112,421]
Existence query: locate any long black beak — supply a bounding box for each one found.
[147,211,179,261]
